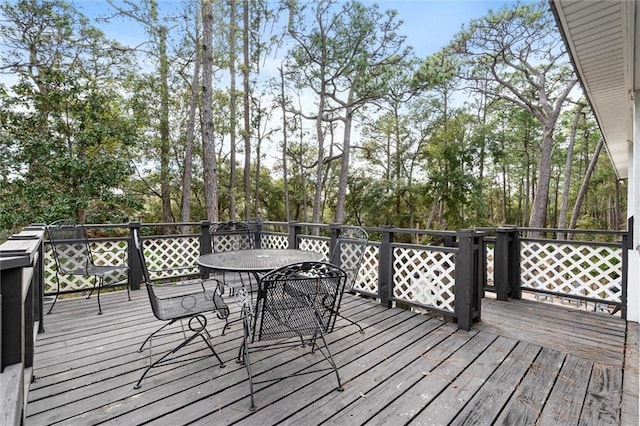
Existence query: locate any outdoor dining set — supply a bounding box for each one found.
[45,219,369,411]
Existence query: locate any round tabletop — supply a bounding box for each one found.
[197,248,325,273]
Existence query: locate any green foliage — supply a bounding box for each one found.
[0,0,141,229]
[0,0,626,235]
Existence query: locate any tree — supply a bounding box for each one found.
[179,7,202,233]
[449,0,577,229]
[0,0,138,228]
[287,0,410,224]
[105,0,175,232]
[202,0,219,221]
[558,102,585,238]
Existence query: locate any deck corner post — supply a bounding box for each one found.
[288,222,302,249]
[199,221,212,278]
[378,226,394,308]
[128,222,142,290]
[248,218,263,249]
[329,223,341,259]
[510,227,521,299]
[455,229,484,330]
[199,221,212,255]
[495,226,520,300]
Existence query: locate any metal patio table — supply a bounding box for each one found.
[197,248,325,276]
[197,248,326,334]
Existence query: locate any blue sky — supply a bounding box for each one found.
[369,0,516,57]
[72,0,518,60]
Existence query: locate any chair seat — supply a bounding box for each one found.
[153,289,228,321]
[67,265,128,277]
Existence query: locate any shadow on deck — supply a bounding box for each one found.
[27,289,638,425]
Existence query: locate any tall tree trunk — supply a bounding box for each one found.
[180,28,202,233]
[228,0,237,221]
[242,0,251,220]
[558,103,585,239]
[158,25,172,233]
[201,0,218,222]
[569,137,604,233]
[334,103,353,224]
[279,66,291,222]
[311,91,326,229]
[529,123,554,231]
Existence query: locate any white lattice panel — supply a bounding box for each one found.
[261,234,288,249]
[144,236,200,280]
[299,237,330,259]
[520,241,622,303]
[486,243,494,287]
[352,245,379,294]
[392,247,456,313]
[44,240,128,293]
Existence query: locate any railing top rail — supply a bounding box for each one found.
[522,237,623,247]
[476,226,627,236]
[391,241,458,252]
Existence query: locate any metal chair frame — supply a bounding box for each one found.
[47,219,130,315]
[328,226,369,333]
[238,261,347,411]
[133,229,227,389]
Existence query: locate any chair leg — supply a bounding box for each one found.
[312,322,344,392]
[241,316,257,411]
[97,276,104,315]
[138,320,176,353]
[134,315,224,389]
[47,271,62,314]
[338,312,364,334]
[87,275,97,299]
[195,316,225,368]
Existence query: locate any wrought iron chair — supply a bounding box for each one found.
[47,219,130,315]
[328,226,369,333]
[238,261,347,411]
[133,229,227,389]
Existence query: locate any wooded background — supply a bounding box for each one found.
[0,0,624,235]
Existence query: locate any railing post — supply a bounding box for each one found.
[128,222,142,290]
[509,228,521,300]
[329,223,341,259]
[247,218,263,249]
[495,226,520,300]
[198,221,212,278]
[288,222,302,249]
[199,221,212,255]
[621,231,629,320]
[455,229,484,331]
[378,226,394,308]
[17,224,45,333]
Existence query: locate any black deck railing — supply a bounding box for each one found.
[0,225,46,424]
[0,221,629,422]
[27,220,627,322]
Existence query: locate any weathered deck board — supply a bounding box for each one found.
[476,298,625,367]
[25,289,637,425]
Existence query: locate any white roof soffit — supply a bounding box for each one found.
[550,0,637,180]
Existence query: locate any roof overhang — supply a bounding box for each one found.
[550,0,638,180]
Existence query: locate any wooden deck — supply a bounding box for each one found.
[27,288,638,425]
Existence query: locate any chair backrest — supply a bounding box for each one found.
[132,229,151,284]
[252,261,346,342]
[209,221,254,253]
[47,219,94,274]
[133,229,166,319]
[329,226,369,290]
